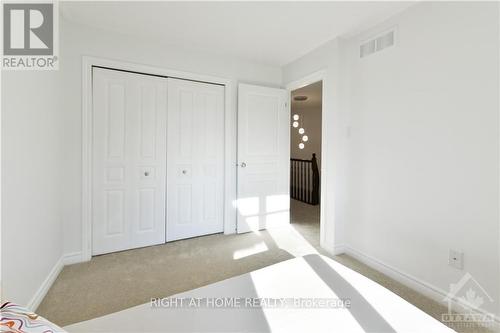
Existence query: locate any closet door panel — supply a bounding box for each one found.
[167,78,224,241]
[92,68,167,255]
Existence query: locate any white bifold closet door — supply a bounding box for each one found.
[166,78,225,241]
[92,67,167,255]
[93,69,225,254]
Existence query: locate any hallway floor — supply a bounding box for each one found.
[37,200,492,332]
[289,198,321,248]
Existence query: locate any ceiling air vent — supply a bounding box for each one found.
[360,28,396,58]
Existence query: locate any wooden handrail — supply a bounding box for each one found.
[290,153,320,205]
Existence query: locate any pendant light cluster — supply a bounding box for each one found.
[292,114,308,150]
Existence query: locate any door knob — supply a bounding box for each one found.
[182,170,187,174]
[240,162,247,168]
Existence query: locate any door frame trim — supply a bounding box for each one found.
[82,56,234,261]
[285,69,331,253]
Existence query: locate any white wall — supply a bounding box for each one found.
[285,1,500,317]
[59,18,282,257]
[346,1,499,317]
[1,70,63,306]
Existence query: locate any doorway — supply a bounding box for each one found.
[289,81,322,248]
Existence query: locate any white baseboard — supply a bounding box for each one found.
[26,256,64,311]
[26,251,85,311]
[63,251,84,265]
[332,244,346,255]
[343,246,500,327]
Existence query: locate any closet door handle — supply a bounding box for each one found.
[240,162,247,168]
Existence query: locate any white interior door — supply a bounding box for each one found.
[92,67,167,255]
[167,78,225,241]
[237,83,289,233]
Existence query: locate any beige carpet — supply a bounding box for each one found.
[37,200,495,333]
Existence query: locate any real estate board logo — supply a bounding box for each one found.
[442,273,495,329]
[2,2,58,70]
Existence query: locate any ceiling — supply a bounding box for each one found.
[61,2,414,67]
[292,81,323,111]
